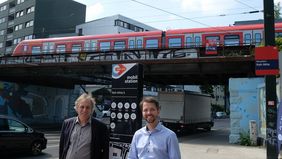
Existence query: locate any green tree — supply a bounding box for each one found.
[276,37,282,51]
[274,2,281,19]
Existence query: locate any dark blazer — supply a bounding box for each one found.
[59,117,109,159]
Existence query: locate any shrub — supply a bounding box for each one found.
[239,132,251,146]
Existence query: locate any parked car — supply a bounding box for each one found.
[0,115,47,155]
[215,111,227,119]
[102,109,110,117]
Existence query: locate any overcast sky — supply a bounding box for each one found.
[0,0,282,30]
[73,0,282,30]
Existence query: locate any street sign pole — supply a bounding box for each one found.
[264,0,278,159]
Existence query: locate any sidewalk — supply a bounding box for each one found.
[178,128,266,159]
[179,141,266,159]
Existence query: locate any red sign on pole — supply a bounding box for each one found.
[255,46,279,76]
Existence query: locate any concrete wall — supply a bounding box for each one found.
[229,77,264,143]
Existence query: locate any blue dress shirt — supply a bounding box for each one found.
[128,122,181,159]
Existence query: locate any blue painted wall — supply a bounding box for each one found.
[229,77,264,143]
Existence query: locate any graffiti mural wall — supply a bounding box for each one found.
[0,81,79,124]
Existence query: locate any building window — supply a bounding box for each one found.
[0,43,3,48]
[0,30,4,35]
[78,28,83,36]
[16,10,24,17]
[17,0,25,5]
[0,17,5,24]
[24,35,33,40]
[13,38,22,45]
[0,5,7,12]
[114,19,144,32]
[15,24,23,31]
[25,20,33,28]
[26,6,34,14]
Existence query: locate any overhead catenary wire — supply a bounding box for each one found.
[130,0,262,33]
[130,0,213,28]
[86,0,263,29]
[234,0,260,11]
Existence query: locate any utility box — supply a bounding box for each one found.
[249,120,257,145]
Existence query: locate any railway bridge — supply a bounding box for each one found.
[0,45,256,88]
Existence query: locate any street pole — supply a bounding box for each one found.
[264,0,278,159]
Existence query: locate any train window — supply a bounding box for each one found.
[23,45,28,52]
[276,32,282,38]
[168,38,181,48]
[72,44,82,52]
[100,42,111,51]
[43,42,54,53]
[254,33,262,45]
[114,41,126,50]
[56,45,66,53]
[129,40,134,49]
[84,40,90,51]
[31,46,41,54]
[145,39,158,48]
[206,36,219,45]
[244,34,251,45]
[186,37,192,47]
[90,40,96,50]
[137,39,142,48]
[85,40,96,51]
[224,35,239,46]
[195,36,201,46]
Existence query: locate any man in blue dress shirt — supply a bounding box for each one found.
[128,97,181,159]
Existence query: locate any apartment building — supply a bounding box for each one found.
[0,0,86,56]
[76,14,158,36]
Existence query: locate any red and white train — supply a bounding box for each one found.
[12,22,282,56]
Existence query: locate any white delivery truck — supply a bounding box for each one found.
[158,91,214,133]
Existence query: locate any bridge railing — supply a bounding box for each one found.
[0,45,255,65]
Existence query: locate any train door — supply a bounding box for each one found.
[252,29,263,46]
[84,40,97,52]
[128,37,135,49]
[185,34,193,48]
[242,30,252,45]
[136,37,143,49]
[42,42,55,54]
[124,37,141,60]
[194,33,202,47]
[202,34,220,55]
